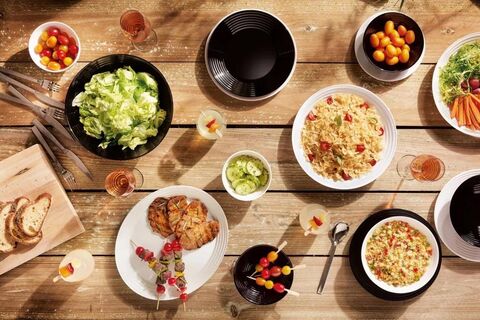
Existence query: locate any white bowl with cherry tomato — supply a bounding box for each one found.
[29,21,81,73]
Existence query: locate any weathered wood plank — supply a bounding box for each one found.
[0,0,477,63]
[0,62,442,126]
[0,128,477,192]
[43,192,454,256]
[0,256,478,320]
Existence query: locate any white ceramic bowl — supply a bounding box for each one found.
[291,84,397,190]
[28,21,81,73]
[222,150,272,201]
[432,32,480,138]
[361,216,441,294]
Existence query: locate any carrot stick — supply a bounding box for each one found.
[458,97,465,126]
[465,97,472,126]
[451,97,459,119]
[469,106,480,129]
[470,93,480,106]
[468,95,480,127]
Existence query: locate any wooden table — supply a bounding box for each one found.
[1,1,480,319]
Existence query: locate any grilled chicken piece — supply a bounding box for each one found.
[179,220,220,250]
[175,200,208,238]
[167,196,188,231]
[147,197,172,237]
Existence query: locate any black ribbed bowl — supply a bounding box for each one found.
[233,244,293,305]
[362,12,424,72]
[65,54,173,160]
[205,9,296,101]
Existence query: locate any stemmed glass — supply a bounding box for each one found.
[105,168,144,198]
[120,9,158,51]
[396,154,445,181]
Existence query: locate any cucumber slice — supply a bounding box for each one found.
[232,178,247,189]
[258,170,269,186]
[246,161,262,177]
[226,166,244,182]
[235,180,257,195]
[246,175,261,187]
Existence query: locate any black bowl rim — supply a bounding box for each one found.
[233,244,294,305]
[64,54,173,160]
[348,208,442,301]
[362,11,425,73]
[204,8,297,101]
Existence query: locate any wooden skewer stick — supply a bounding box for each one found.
[290,264,306,271]
[130,240,139,249]
[304,226,313,236]
[183,302,186,312]
[275,241,288,253]
[284,288,300,296]
[247,276,256,281]
[156,294,161,310]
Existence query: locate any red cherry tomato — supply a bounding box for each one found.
[68,45,78,55]
[326,96,333,104]
[167,277,177,286]
[356,144,365,153]
[180,293,188,302]
[341,171,352,181]
[320,141,331,151]
[270,266,281,277]
[273,282,285,293]
[40,49,52,58]
[344,113,352,122]
[156,284,166,294]
[164,243,173,252]
[307,153,315,162]
[261,269,270,280]
[47,27,59,37]
[68,37,77,46]
[57,35,69,45]
[307,111,317,121]
[135,246,145,257]
[259,257,269,268]
[56,50,67,60]
[369,159,377,166]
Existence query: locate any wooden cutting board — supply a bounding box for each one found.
[0,144,85,275]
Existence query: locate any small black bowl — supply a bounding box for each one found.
[65,54,173,160]
[362,12,424,72]
[205,9,296,101]
[233,244,293,305]
[450,175,480,247]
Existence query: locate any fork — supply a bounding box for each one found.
[31,126,76,191]
[0,66,60,92]
[7,85,64,120]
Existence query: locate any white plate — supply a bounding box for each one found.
[434,169,480,262]
[114,185,229,300]
[360,216,440,294]
[432,32,480,138]
[291,84,397,190]
[354,11,425,82]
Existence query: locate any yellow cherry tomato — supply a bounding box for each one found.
[281,266,292,275]
[375,31,385,39]
[52,50,58,60]
[386,56,399,65]
[379,36,391,48]
[46,36,57,48]
[267,251,278,262]
[398,25,407,36]
[372,50,385,62]
[369,33,380,48]
[40,31,49,42]
[59,44,68,53]
[385,44,397,58]
[40,56,50,66]
[399,48,410,63]
[264,280,274,290]
[34,44,43,54]
[405,30,415,44]
[392,37,405,47]
[384,20,394,35]
[63,57,73,66]
[402,44,411,51]
[389,29,400,41]
[47,61,61,71]
[396,47,402,56]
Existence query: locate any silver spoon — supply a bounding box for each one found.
[316,221,349,294]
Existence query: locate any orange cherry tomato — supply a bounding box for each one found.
[389,29,400,41]
[399,48,410,63]
[370,33,380,48]
[384,20,394,35]
[380,36,391,48]
[392,37,405,47]
[385,44,397,58]
[402,44,411,51]
[46,36,57,48]
[386,56,399,65]
[375,31,385,39]
[398,25,407,36]
[396,47,402,56]
[405,30,415,44]
[372,50,385,62]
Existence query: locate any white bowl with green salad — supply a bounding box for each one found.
[222,150,272,201]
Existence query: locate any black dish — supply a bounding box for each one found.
[65,54,173,160]
[362,12,424,72]
[349,208,442,301]
[205,9,296,100]
[450,175,480,247]
[233,244,293,305]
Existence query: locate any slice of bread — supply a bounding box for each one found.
[17,193,52,237]
[6,212,42,246]
[14,197,30,213]
[0,202,17,253]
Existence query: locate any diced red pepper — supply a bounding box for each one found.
[320,141,331,151]
[344,113,352,122]
[307,153,315,162]
[413,267,419,273]
[326,96,333,104]
[360,102,369,109]
[66,263,74,274]
[313,216,323,227]
[307,111,317,121]
[383,248,388,256]
[341,171,351,180]
[379,127,384,136]
[369,159,377,166]
[206,118,216,128]
[356,144,365,153]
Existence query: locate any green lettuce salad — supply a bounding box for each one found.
[73,66,166,150]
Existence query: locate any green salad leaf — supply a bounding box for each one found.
[73,66,166,150]
[439,42,480,104]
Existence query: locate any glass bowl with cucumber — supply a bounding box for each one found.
[222,150,272,201]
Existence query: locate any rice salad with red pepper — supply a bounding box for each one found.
[366,221,433,287]
[301,94,384,181]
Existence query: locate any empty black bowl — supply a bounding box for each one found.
[65,54,173,160]
[450,175,480,247]
[362,12,424,72]
[233,244,293,305]
[205,9,296,101]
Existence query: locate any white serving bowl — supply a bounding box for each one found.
[28,21,81,73]
[360,216,441,294]
[222,150,272,201]
[432,32,480,138]
[291,84,397,190]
